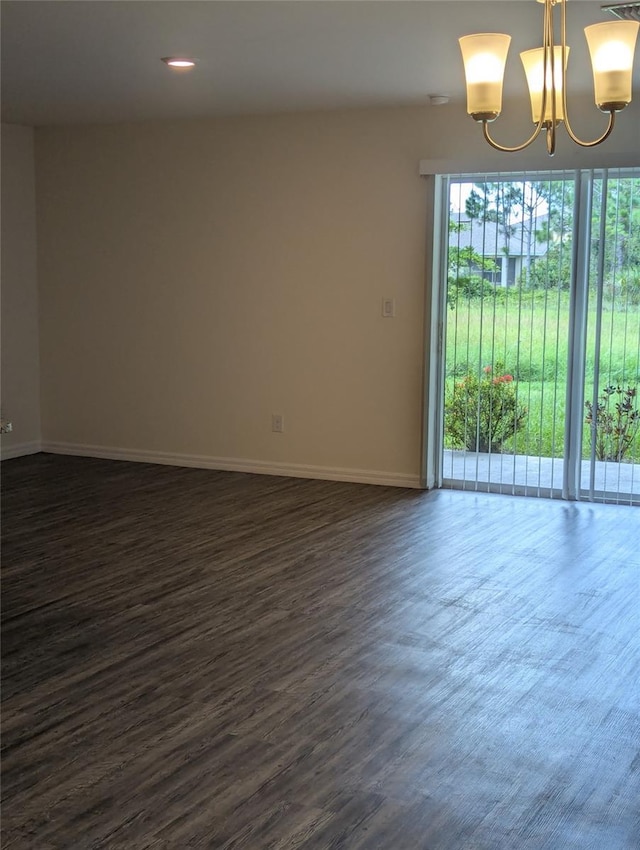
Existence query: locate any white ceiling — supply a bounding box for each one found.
[1,0,632,126]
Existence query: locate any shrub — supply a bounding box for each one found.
[447,360,472,378]
[603,275,640,307]
[621,275,640,306]
[447,274,495,307]
[512,361,542,382]
[445,362,528,453]
[584,385,639,462]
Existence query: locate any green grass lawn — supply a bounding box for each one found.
[445,292,640,461]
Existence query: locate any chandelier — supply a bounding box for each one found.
[458,0,639,155]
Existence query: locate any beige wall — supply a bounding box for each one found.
[33,100,639,485]
[1,123,41,458]
[35,108,432,484]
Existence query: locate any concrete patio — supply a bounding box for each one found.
[442,450,639,503]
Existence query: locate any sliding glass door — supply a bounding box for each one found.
[582,173,640,500]
[437,168,639,505]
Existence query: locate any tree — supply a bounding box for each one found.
[465,181,550,282]
[527,180,574,290]
[452,176,640,298]
[447,242,498,308]
[592,178,640,304]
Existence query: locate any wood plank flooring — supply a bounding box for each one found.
[2,453,639,849]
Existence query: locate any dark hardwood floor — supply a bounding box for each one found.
[2,453,639,849]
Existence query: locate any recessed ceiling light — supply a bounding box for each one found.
[161,57,197,70]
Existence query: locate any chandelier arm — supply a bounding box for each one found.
[482,119,545,153]
[564,110,617,147]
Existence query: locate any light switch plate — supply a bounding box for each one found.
[382,298,396,318]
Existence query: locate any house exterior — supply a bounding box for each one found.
[450,216,549,288]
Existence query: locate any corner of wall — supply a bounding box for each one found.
[1,123,42,460]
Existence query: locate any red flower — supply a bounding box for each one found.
[483,365,492,373]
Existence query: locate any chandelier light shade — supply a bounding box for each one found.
[585,21,638,107]
[458,0,640,155]
[459,34,512,119]
[521,46,569,122]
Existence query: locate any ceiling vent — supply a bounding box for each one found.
[602,3,640,22]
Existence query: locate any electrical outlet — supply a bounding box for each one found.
[271,413,284,433]
[0,420,12,434]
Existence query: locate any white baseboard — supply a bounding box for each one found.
[40,441,421,489]
[1,440,42,461]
